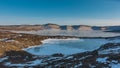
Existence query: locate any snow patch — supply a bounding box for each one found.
[110,63,120,68]
[41,38,84,44]
[4,59,43,67]
[0,57,8,62]
[96,57,108,63]
[98,47,120,54]
[0,38,19,43]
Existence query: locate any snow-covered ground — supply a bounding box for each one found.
[12,30,120,37]
[4,59,43,67]
[0,57,8,62]
[96,57,108,63]
[110,63,120,68]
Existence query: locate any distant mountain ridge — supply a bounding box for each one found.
[34,23,107,31]
[0,23,120,32]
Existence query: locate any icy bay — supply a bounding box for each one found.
[24,38,120,55]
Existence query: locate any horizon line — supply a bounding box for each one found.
[0,23,120,27]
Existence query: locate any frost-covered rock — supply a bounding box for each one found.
[98,43,120,54]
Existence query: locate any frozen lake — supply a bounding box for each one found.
[15,30,120,55]
[24,38,120,55]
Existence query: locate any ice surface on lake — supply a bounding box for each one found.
[24,38,120,55]
[25,39,86,55]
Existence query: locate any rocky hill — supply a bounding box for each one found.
[0,31,78,57]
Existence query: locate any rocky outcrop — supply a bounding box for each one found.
[92,26,106,30]
[98,43,120,55]
[72,25,80,30]
[78,25,93,31]
[60,25,74,30]
[43,23,60,30]
[67,26,73,30]
[60,25,98,31]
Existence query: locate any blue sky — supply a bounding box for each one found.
[0,0,120,26]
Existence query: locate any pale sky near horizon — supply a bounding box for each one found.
[0,0,120,26]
